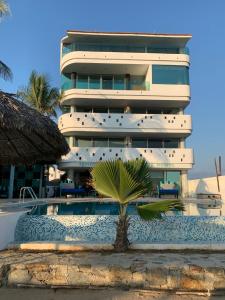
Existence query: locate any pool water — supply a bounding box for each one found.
[30,199,224,217]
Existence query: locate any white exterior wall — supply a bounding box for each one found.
[59,112,192,135]
[188,176,225,199]
[58,31,193,195]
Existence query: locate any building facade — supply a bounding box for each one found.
[58,30,194,197]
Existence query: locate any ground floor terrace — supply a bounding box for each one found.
[0,250,225,299]
[63,167,189,197]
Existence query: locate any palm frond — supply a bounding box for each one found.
[91,159,152,204]
[17,70,60,117]
[137,199,184,221]
[0,0,10,18]
[0,60,12,81]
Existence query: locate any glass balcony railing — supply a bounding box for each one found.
[62,43,189,56]
[61,74,148,91]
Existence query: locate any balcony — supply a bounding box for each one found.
[59,113,192,137]
[62,43,189,56]
[60,51,190,74]
[58,147,194,170]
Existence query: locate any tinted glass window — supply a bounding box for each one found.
[152,65,189,85]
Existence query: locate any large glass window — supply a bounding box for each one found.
[163,139,179,148]
[89,75,101,89]
[165,171,180,186]
[102,75,113,89]
[130,76,146,90]
[132,138,147,148]
[93,138,108,147]
[148,139,163,148]
[61,106,71,114]
[131,107,147,114]
[114,75,125,90]
[108,107,124,113]
[76,75,88,89]
[152,65,189,85]
[76,138,93,147]
[93,107,108,113]
[109,138,125,148]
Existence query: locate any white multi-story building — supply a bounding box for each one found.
[58,30,194,197]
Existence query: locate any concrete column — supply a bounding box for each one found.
[181,170,188,198]
[178,108,184,115]
[8,165,15,199]
[180,138,185,148]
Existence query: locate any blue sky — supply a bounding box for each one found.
[1,0,225,179]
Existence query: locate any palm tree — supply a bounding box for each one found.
[0,0,12,81]
[17,71,61,117]
[91,159,184,252]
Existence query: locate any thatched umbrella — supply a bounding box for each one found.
[0,91,69,165]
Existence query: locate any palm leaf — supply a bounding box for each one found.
[17,70,60,117]
[91,159,152,204]
[0,60,12,81]
[0,0,10,18]
[137,199,184,220]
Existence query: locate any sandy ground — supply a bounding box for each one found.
[0,288,221,300]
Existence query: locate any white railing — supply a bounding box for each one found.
[19,187,38,203]
[59,112,192,134]
[59,147,194,170]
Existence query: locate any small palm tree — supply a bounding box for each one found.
[0,0,12,81]
[17,71,61,117]
[91,159,184,252]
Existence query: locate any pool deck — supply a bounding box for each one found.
[0,196,216,212]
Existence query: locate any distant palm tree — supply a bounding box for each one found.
[91,158,184,252]
[0,0,12,81]
[18,71,61,117]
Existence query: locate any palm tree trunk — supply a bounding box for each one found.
[114,204,130,252]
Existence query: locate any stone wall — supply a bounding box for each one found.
[1,250,225,294]
[15,215,225,243]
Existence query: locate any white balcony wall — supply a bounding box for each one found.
[61,51,190,73]
[61,89,190,107]
[59,147,194,170]
[59,112,192,136]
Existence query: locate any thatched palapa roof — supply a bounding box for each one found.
[0,91,69,165]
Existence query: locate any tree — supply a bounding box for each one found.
[91,159,184,252]
[17,71,61,117]
[0,0,12,81]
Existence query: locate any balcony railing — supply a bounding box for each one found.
[59,112,192,134]
[62,43,189,56]
[59,147,194,170]
[61,74,148,92]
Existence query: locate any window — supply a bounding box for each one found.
[93,138,108,147]
[89,75,101,89]
[102,75,113,89]
[131,107,146,114]
[93,107,108,113]
[152,65,189,85]
[165,171,180,185]
[163,139,179,148]
[108,107,124,113]
[148,139,163,148]
[76,75,88,89]
[109,138,125,148]
[132,138,147,148]
[76,138,93,147]
[61,106,71,114]
[76,107,92,113]
[114,75,125,90]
